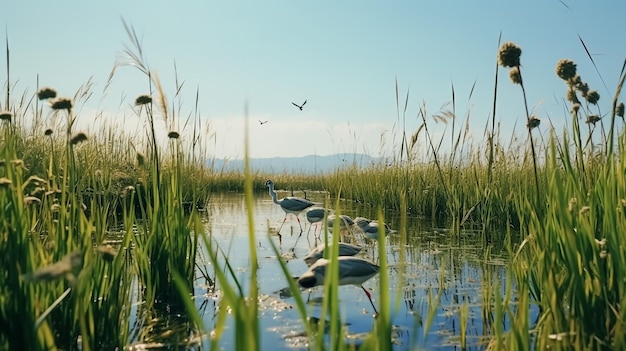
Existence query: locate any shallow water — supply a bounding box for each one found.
[177,191,529,350]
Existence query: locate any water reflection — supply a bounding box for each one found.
[190,192,525,350]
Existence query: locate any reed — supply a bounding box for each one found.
[2,22,626,350]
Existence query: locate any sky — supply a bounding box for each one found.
[1,1,625,159]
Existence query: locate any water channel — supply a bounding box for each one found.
[173,190,525,350]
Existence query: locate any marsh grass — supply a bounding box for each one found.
[2,24,626,350]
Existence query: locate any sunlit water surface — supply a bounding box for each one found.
[137,191,535,350]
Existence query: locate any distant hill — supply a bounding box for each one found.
[209,153,386,174]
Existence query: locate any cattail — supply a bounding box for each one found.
[168,130,180,139]
[527,116,540,130]
[37,87,57,100]
[498,42,522,68]
[70,132,88,145]
[135,94,152,106]
[555,59,577,81]
[0,111,12,122]
[509,67,521,84]
[50,97,72,111]
[586,90,600,105]
[44,128,53,136]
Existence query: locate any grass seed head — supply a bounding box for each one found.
[97,245,117,262]
[50,97,73,111]
[585,114,601,125]
[122,185,135,197]
[617,102,625,117]
[508,67,521,84]
[136,152,145,167]
[0,111,13,122]
[568,197,578,213]
[566,89,580,104]
[135,94,152,106]
[498,42,522,68]
[579,206,591,216]
[37,87,57,100]
[556,59,577,81]
[0,177,12,189]
[527,116,540,130]
[577,82,590,97]
[11,159,27,170]
[24,196,41,205]
[70,132,88,145]
[585,90,600,105]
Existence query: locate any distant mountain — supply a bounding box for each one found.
[209,153,386,174]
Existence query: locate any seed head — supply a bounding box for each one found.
[70,132,88,145]
[11,159,26,170]
[585,114,601,125]
[498,42,522,68]
[616,102,624,117]
[122,185,135,197]
[0,177,12,188]
[508,67,522,84]
[50,97,73,111]
[570,103,581,114]
[527,116,540,130]
[37,87,57,100]
[136,153,145,167]
[577,82,590,97]
[44,128,53,136]
[0,111,12,122]
[566,89,580,104]
[24,196,41,205]
[586,90,600,105]
[135,94,152,106]
[97,245,117,262]
[556,59,577,81]
[568,197,578,213]
[168,131,180,139]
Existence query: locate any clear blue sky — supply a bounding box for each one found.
[2,1,625,159]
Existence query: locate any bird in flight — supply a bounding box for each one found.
[292,100,307,111]
[259,120,268,125]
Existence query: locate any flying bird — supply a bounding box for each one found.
[292,99,307,111]
[259,119,268,125]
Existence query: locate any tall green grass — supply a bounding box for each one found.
[2,22,626,350]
